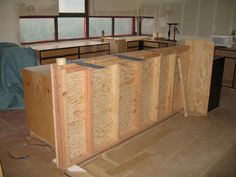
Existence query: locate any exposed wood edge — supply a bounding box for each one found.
[85,69,94,153]
[51,65,69,169]
[60,45,189,70]
[165,53,176,113]
[111,64,121,141]
[51,64,60,166]
[151,56,161,122]
[156,54,163,121]
[177,55,189,117]
[134,62,142,129]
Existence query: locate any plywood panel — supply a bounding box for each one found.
[140,58,155,125]
[23,66,54,145]
[66,71,86,159]
[45,44,212,170]
[119,62,137,136]
[185,40,214,115]
[92,67,115,148]
[158,55,170,119]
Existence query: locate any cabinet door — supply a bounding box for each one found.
[222,58,235,87]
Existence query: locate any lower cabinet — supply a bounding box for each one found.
[208,56,225,111]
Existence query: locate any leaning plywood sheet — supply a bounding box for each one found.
[50,43,216,170]
[184,40,214,115]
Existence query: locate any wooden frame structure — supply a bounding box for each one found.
[50,39,214,169]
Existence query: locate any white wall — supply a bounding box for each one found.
[91,0,236,39]
[0,0,235,44]
[0,0,20,44]
[0,0,58,44]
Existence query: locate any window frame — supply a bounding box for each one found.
[140,16,154,36]
[114,16,135,37]
[59,0,89,17]
[57,16,87,40]
[19,1,140,45]
[88,16,113,39]
[19,16,56,45]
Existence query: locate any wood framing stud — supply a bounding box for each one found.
[85,69,94,153]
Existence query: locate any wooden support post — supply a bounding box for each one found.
[84,69,94,153]
[51,64,69,169]
[165,54,176,113]
[112,64,121,141]
[134,62,142,129]
[151,56,161,122]
[177,56,189,117]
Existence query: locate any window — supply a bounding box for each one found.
[59,0,85,13]
[89,17,112,37]
[20,18,55,43]
[58,17,85,39]
[141,18,154,35]
[114,18,133,36]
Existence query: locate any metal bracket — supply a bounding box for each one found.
[113,54,144,62]
[72,60,105,69]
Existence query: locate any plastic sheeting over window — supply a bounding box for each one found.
[58,17,85,39]
[20,18,55,43]
[89,17,112,37]
[114,18,133,36]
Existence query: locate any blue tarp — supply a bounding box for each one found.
[0,42,38,110]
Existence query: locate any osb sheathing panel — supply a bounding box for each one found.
[140,58,156,125]
[51,41,213,169]
[92,67,114,148]
[66,71,86,159]
[119,62,136,136]
[184,40,214,115]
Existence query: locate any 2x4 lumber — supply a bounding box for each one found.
[165,53,177,113]
[150,56,161,122]
[177,55,189,117]
[51,65,69,168]
[84,69,94,153]
[134,62,143,129]
[111,64,121,141]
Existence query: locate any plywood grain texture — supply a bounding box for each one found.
[22,65,54,145]
[66,71,86,159]
[92,67,114,148]
[172,51,189,113]
[119,62,137,136]
[184,40,214,115]
[140,57,155,125]
[43,40,214,169]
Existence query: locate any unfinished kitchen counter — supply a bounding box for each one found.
[22,39,214,170]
